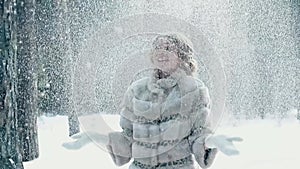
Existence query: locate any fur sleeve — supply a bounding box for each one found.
[188,81,218,168]
[106,87,135,166]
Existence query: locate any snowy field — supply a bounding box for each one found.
[23,114,300,169]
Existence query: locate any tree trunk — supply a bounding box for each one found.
[0,0,24,168]
[66,0,82,137]
[15,0,39,162]
[35,0,80,136]
[35,0,67,116]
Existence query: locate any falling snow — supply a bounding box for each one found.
[71,0,299,120]
[1,0,299,169]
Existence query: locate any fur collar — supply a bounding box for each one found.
[147,68,187,95]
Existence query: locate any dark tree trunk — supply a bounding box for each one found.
[36,0,80,136]
[0,0,24,168]
[35,0,68,116]
[65,0,82,137]
[15,0,39,162]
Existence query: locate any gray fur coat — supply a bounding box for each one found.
[106,69,217,169]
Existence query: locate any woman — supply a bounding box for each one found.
[107,33,221,169]
[63,32,241,169]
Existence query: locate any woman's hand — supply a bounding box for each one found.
[205,135,243,156]
[62,131,109,150]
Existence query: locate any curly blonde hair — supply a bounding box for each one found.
[150,32,198,77]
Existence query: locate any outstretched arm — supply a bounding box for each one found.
[188,82,217,169]
[62,131,109,149]
[188,81,242,169]
[63,87,135,167]
[205,134,243,156]
[106,87,135,166]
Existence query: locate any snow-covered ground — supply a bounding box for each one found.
[23,114,300,169]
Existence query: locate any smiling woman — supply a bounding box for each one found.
[105,33,241,169]
[62,31,239,168]
[150,33,197,77]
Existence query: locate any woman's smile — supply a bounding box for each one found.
[151,49,180,73]
[157,58,169,62]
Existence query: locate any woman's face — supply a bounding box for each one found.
[151,38,180,73]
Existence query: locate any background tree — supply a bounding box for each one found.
[15,0,39,162]
[1,0,24,168]
[36,0,80,136]
[36,0,69,116]
[1,0,39,168]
